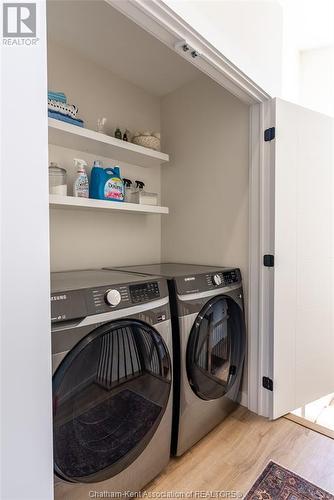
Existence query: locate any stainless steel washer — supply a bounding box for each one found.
[108,264,246,456]
[51,270,173,498]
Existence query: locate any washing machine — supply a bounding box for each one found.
[107,264,246,456]
[51,269,173,499]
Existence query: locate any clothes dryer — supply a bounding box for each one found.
[108,264,246,456]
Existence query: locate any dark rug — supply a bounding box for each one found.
[245,461,334,499]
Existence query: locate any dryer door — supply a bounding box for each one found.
[53,319,171,483]
[186,296,245,400]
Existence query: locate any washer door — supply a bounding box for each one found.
[53,320,171,483]
[186,296,245,401]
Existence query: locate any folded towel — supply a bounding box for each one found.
[48,91,67,103]
[48,99,78,119]
[48,110,84,127]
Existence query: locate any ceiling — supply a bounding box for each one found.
[47,0,201,97]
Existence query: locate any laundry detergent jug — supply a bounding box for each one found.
[90,161,125,202]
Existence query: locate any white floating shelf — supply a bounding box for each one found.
[49,195,169,215]
[48,118,169,168]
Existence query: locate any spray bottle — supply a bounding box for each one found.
[73,158,89,198]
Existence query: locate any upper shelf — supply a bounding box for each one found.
[48,118,169,168]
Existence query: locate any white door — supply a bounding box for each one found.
[260,98,334,419]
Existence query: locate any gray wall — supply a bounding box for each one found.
[161,76,249,401]
[161,75,249,289]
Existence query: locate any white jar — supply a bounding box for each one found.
[49,162,67,195]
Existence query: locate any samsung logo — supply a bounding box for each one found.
[184,277,195,282]
[51,294,67,301]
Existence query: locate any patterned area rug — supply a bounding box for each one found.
[245,461,334,499]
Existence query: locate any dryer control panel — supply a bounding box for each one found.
[223,269,240,285]
[175,268,241,295]
[206,269,240,288]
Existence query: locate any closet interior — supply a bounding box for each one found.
[47,0,249,292]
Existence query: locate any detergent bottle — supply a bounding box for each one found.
[89,160,104,199]
[90,160,125,202]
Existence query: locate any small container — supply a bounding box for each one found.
[49,162,67,195]
[97,117,107,134]
[132,181,158,206]
[114,128,122,140]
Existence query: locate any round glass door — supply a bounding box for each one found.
[53,320,171,483]
[186,296,245,401]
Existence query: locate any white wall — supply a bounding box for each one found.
[48,41,163,271]
[163,0,283,97]
[161,74,249,289]
[279,0,334,106]
[300,46,334,116]
[0,1,53,498]
[281,35,300,103]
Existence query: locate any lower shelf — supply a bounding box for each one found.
[49,195,169,215]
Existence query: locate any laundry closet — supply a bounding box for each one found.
[46,0,334,435]
[47,0,250,295]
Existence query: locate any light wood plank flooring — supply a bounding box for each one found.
[145,406,334,497]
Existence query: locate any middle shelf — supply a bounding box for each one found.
[49,195,169,215]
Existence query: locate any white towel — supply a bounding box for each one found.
[48,99,78,119]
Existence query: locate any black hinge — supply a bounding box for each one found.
[263,254,274,267]
[262,376,273,391]
[264,127,275,141]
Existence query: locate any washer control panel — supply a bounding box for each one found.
[51,281,162,322]
[130,282,160,304]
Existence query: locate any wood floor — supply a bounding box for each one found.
[144,406,334,497]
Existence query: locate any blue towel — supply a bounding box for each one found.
[48,110,84,127]
[48,91,67,103]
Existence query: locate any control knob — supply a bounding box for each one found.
[105,289,121,307]
[212,274,222,286]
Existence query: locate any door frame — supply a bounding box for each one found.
[106,0,270,415]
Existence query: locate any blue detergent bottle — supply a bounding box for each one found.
[90,161,125,202]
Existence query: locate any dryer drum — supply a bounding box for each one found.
[52,320,171,484]
[186,296,245,401]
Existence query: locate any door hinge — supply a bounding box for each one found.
[264,127,275,142]
[263,254,274,267]
[262,376,273,391]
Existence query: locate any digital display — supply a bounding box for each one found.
[223,270,240,284]
[130,282,160,303]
